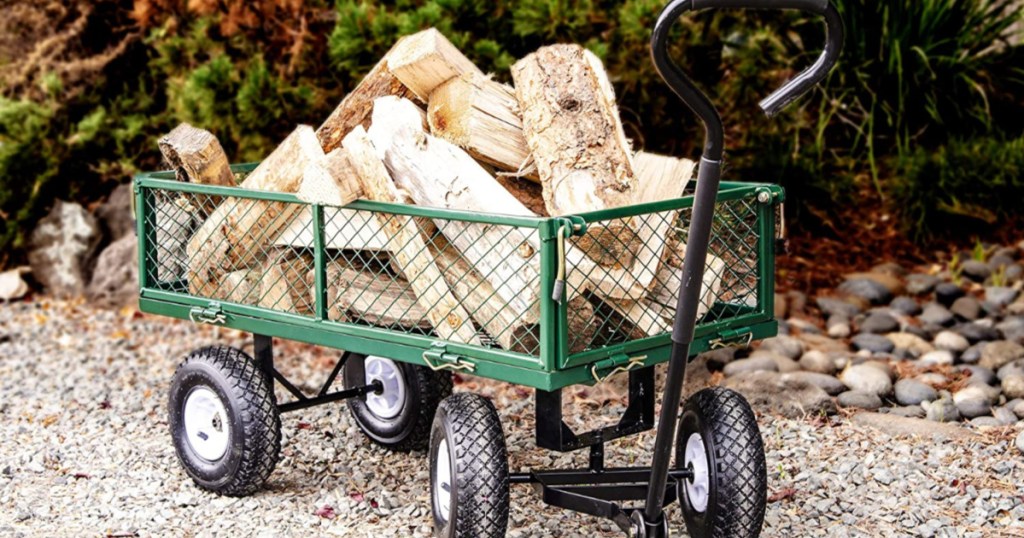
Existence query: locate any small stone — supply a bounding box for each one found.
[954,323,1001,343]
[27,200,102,298]
[950,296,982,321]
[969,416,1003,428]
[933,330,969,353]
[827,316,851,338]
[919,303,955,327]
[758,335,804,360]
[924,397,961,423]
[959,365,996,386]
[996,316,1024,344]
[1013,400,1024,419]
[953,386,996,418]
[782,372,847,396]
[906,274,940,295]
[816,296,862,318]
[985,286,1020,308]
[934,283,966,307]
[723,356,778,377]
[859,313,899,334]
[799,350,836,375]
[979,341,1024,370]
[1015,431,1024,456]
[997,360,1024,381]
[838,390,883,410]
[1002,375,1024,400]
[886,333,933,358]
[888,405,926,419]
[862,360,895,380]
[917,350,954,367]
[889,296,921,316]
[840,364,893,397]
[992,406,1018,425]
[894,379,938,406]
[960,343,985,364]
[961,260,992,282]
[915,372,949,387]
[872,469,896,486]
[839,277,894,305]
[851,333,895,354]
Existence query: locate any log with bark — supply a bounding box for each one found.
[187,125,323,297]
[158,123,235,188]
[343,125,480,344]
[296,148,363,207]
[257,249,315,316]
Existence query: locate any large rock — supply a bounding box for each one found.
[840,364,893,397]
[782,371,847,396]
[979,341,1024,371]
[86,235,139,307]
[722,371,836,418]
[95,183,135,241]
[27,201,102,298]
[722,356,778,377]
[952,385,997,419]
[837,390,883,410]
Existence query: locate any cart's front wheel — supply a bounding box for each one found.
[344,354,451,452]
[676,387,767,538]
[429,393,509,538]
[168,346,281,496]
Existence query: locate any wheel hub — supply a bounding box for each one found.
[683,432,710,513]
[183,387,230,461]
[434,437,453,523]
[363,356,406,420]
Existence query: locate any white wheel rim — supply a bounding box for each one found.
[363,356,406,420]
[684,432,711,513]
[183,387,230,461]
[435,438,452,523]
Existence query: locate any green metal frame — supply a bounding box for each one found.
[134,164,782,391]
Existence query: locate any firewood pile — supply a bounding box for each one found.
[156,28,727,354]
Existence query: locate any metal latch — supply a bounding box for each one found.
[551,217,587,304]
[422,342,476,373]
[189,304,226,325]
[710,328,753,349]
[590,354,648,384]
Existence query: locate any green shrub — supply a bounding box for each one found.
[894,136,1024,240]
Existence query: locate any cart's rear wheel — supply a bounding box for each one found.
[675,387,767,538]
[429,393,509,538]
[344,354,451,452]
[168,346,281,496]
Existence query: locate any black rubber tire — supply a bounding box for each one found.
[429,393,509,538]
[676,387,767,538]
[168,346,281,496]
[344,354,452,452]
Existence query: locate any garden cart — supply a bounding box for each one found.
[135,0,843,536]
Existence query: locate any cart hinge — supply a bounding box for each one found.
[189,304,226,325]
[422,342,475,373]
[710,328,753,349]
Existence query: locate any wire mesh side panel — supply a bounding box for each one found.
[143,188,317,315]
[563,196,763,354]
[321,208,543,355]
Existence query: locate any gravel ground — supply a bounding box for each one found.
[0,299,1022,537]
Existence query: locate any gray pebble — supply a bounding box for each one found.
[839,278,893,305]
[840,364,893,397]
[959,365,996,386]
[1017,430,1024,455]
[782,372,847,396]
[934,330,969,353]
[992,406,1018,426]
[758,335,804,360]
[924,398,961,422]
[826,314,851,338]
[798,350,836,375]
[979,341,1024,370]
[889,296,921,316]
[859,313,899,334]
[920,303,955,327]
[906,273,939,295]
[996,316,1024,344]
[894,379,938,406]
[985,286,1019,308]
[954,323,1001,344]
[961,260,992,282]
[817,296,862,318]
[934,283,965,307]
[723,356,778,377]
[888,405,926,419]
[960,343,985,364]
[969,416,1003,428]
[950,296,982,321]
[917,350,954,367]
[837,390,883,410]
[1002,375,1024,400]
[851,333,895,354]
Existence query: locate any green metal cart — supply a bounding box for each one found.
[138,1,843,536]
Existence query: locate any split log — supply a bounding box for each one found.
[367,96,542,320]
[296,148,362,207]
[427,72,536,179]
[647,251,726,322]
[154,198,199,282]
[187,126,322,297]
[512,44,640,269]
[387,28,484,102]
[316,55,418,153]
[158,123,235,187]
[317,261,432,330]
[221,268,261,305]
[342,125,480,344]
[258,250,315,316]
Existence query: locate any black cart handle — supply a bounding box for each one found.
[651,0,844,159]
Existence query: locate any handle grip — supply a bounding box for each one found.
[692,0,827,14]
